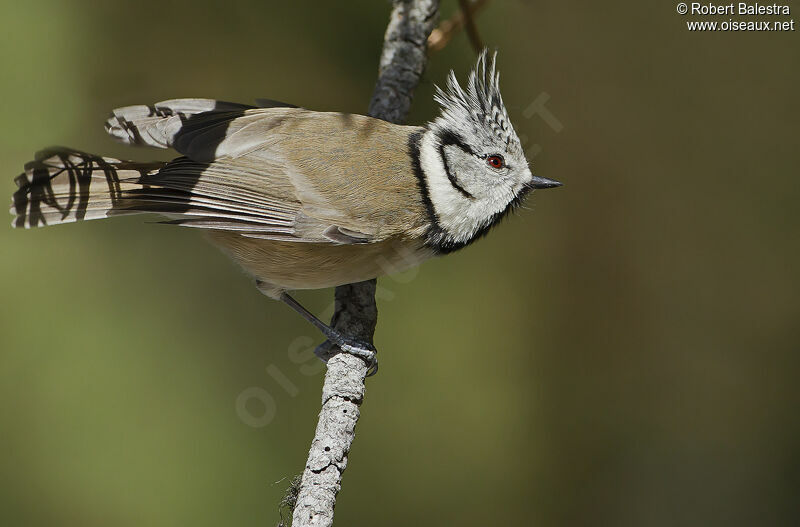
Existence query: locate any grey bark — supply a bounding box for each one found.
[368,0,441,123]
[290,1,440,526]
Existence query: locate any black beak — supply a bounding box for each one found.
[528,175,563,190]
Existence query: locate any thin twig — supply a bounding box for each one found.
[289,2,440,526]
[428,0,490,52]
[458,0,484,52]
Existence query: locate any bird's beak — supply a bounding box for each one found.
[528,175,563,189]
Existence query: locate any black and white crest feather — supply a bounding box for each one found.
[431,50,520,155]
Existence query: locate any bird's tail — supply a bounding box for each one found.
[10,148,165,229]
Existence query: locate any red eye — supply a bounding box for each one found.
[486,155,505,169]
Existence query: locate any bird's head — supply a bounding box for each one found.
[415,50,561,253]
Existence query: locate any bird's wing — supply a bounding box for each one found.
[129,156,371,244]
[107,102,428,244]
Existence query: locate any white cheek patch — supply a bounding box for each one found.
[419,130,515,244]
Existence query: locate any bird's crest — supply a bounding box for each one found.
[432,50,519,151]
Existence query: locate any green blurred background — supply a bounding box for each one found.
[1,1,798,525]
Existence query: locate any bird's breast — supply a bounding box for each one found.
[205,231,435,293]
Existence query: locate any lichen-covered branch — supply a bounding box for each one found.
[369,0,441,123]
[289,2,439,526]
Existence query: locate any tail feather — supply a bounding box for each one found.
[9,148,298,237]
[104,98,296,151]
[11,148,164,228]
[104,98,258,150]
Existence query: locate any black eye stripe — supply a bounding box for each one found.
[436,130,475,156]
[436,130,511,169]
[435,129,513,173]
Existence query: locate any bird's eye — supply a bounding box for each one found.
[486,155,505,169]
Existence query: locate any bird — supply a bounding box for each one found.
[9,51,561,373]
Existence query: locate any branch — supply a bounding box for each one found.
[289,2,439,526]
[368,0,441,124]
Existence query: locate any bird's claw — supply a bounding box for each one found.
[314,337,378,376]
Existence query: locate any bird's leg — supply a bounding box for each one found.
[279,292,378,376]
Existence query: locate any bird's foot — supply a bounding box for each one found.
[314,337,378,377]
